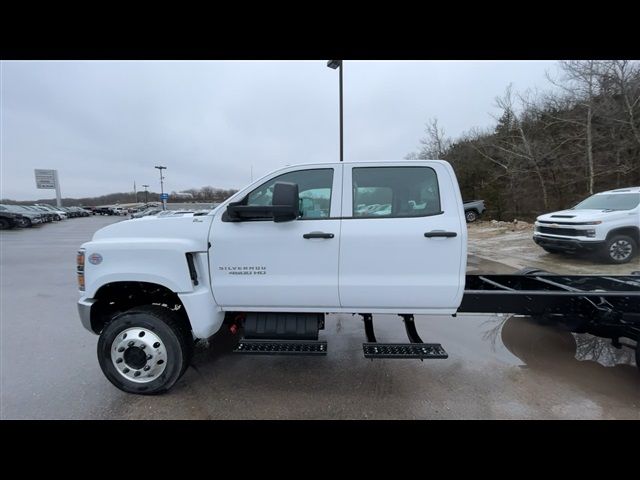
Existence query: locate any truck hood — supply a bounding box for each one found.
[92,214,214,250]
[536,209,628,223]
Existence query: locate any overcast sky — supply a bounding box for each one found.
[1,60,559,200]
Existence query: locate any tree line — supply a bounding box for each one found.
[406,60,640,221]
[1,186,239,207]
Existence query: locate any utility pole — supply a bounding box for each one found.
[154,166,167,210]
[327,60,343,162]
[142,184,149,204]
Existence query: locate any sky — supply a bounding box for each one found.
[1,60,559,200]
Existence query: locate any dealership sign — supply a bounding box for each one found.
[34,169,58,189]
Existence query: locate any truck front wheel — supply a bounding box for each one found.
[602,235,637,264]
[97,305,193,395]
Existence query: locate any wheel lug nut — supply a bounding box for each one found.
[147,354,152,360]
[143,366,150,371]
[128,341,134,347]
[134,371,141,377]
[153,342,160,348]
[116,358,123,364]
[140,345,146,350]
[123,368,130,373]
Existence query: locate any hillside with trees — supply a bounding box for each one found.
[406,60,640,220]
[1,186,238,207]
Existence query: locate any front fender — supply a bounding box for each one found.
[82,238,203,297]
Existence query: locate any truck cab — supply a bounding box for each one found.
[78,161,468,394]
[533,187,640,264]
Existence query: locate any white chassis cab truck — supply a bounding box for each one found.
[77,161,640,394]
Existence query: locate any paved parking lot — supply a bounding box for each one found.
[1,216,638,419]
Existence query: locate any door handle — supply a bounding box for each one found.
[424,231,457,238]
[303,232,335,239]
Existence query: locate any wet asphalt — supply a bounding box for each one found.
[1,215,638,419]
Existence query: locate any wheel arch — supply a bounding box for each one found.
[606,226,639,243]
[90,281,192,335]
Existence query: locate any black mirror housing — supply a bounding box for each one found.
[272,182,299,222]
[224,181,299,222]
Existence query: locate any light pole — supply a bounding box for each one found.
[142,184,149,205]
[154,166,167,210]
[327,60,343,162]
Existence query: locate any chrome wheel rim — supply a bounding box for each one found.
[609,240,632,261]
[111,328,167,383]
[466,212,476,221]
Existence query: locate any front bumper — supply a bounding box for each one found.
[533,234,604,252]
[78,297,97,333]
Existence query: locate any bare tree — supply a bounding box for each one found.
[491,85,550,209]
[414,118,451,159]
[599,60,640,147]
[545,60,608,194]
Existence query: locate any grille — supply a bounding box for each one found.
[538,226,582,237]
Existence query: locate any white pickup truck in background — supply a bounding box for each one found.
[77,161,468,394]
[533,187,640,264]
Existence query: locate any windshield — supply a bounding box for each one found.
[573,193,640,211]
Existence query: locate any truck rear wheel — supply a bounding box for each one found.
[97,305,193,395]
[465,210,478,223]
[602,235,636,264]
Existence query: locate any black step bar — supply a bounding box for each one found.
[363,343,448,359]
[234,339,327,356]
[361,314,448,360]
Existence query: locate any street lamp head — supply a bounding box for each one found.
[327,60,341,70]
[154,166,166,170]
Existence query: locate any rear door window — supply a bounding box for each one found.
[352,167,441,218]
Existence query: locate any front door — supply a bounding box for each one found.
[210,165,342,309]
[338,162,466,312]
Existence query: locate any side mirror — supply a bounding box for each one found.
[225,181,299,222]
[271,182,299,222]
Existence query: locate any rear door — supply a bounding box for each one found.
[339,162,466,312]
[210,165,343,309]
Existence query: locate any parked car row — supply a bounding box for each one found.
[85,204,162,216]
[131,206,216,219]
[0,203,91,230]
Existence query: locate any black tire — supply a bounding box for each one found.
[601,234,637,264]
[0,218,12,230]
[17,217,32,228]
[97,305,193,395]
[465,210,478,223]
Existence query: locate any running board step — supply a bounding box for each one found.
[363,343,448,360]
[234,339,327,356]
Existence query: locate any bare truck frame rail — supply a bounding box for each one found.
[235,271,640,370]
[459,271,640,367]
